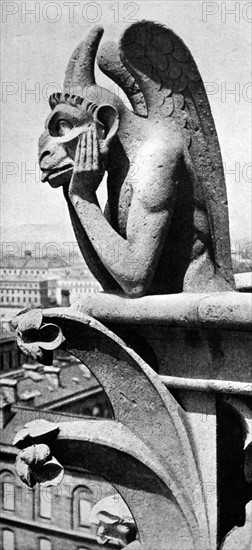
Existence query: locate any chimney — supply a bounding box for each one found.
[0,378,17,404]
[0,395,14,429]
[25,250,32,258]
[61,289,70,307]
[43,366,62,390]
[19,389,41,406]
[22,363,43,381]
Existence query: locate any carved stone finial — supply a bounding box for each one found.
[14,420,63,488]
[90,494,137,547]
[12,308,65,365]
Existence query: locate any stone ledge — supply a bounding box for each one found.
[73,291,252,330]
[160,376,252,395]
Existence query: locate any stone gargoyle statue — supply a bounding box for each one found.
[39,21,235,297]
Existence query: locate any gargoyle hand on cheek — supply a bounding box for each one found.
[69,124,104,197]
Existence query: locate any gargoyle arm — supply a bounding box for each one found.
[63,187,121,291]
[69,138,183,296]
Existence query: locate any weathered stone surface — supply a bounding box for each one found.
[14,420,63,488]
[14,308,213,549]
[13,302,252,548]
[38,22,234,297]
[13,307,65,365]
[75,291,252,329]
[90,494,137,547]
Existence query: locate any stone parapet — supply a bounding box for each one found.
[12,298,252,550]
[74,291,252,330]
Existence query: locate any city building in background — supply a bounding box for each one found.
[0,349,138,549]
[0,250,101,308]
[0,321,26,374]
[0,250,70,280]
[55,272,101,305]
[0,245,119,549]
[0,407,133,550]
[0,351,113,417]
[0,279,50,309]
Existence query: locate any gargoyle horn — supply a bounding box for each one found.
[63,25,104,94]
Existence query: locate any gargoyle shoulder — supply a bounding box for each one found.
[131,132,184,212]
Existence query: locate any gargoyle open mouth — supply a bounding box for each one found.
[41,164,73,187]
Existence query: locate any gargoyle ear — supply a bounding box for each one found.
[94,104,119,148]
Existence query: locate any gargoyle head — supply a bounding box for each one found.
[38,26,121,188]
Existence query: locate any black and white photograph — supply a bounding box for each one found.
[1,1,251,549]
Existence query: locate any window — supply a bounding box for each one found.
[3,482,15,511]
[39,486,52,519]
[2,529,15,550]
[79,499,92,527]
[39,538,51,550]
[72,486,92,530]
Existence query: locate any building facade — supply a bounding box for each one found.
[0,279,50,309]
[0,323,25,374]
[0,409,124,550]
[0,351,133,549]
[55,277,101,305]
[0,251,69,280]
[0,251,101,307]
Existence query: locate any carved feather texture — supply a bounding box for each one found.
[119,21,205,140]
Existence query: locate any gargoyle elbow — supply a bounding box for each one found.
[122,279,149,298]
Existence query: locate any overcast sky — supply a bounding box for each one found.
[1,0,251,249]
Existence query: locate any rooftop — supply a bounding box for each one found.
[0,320,15,342]
[0,356,101,409]
[0,251,70,270]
